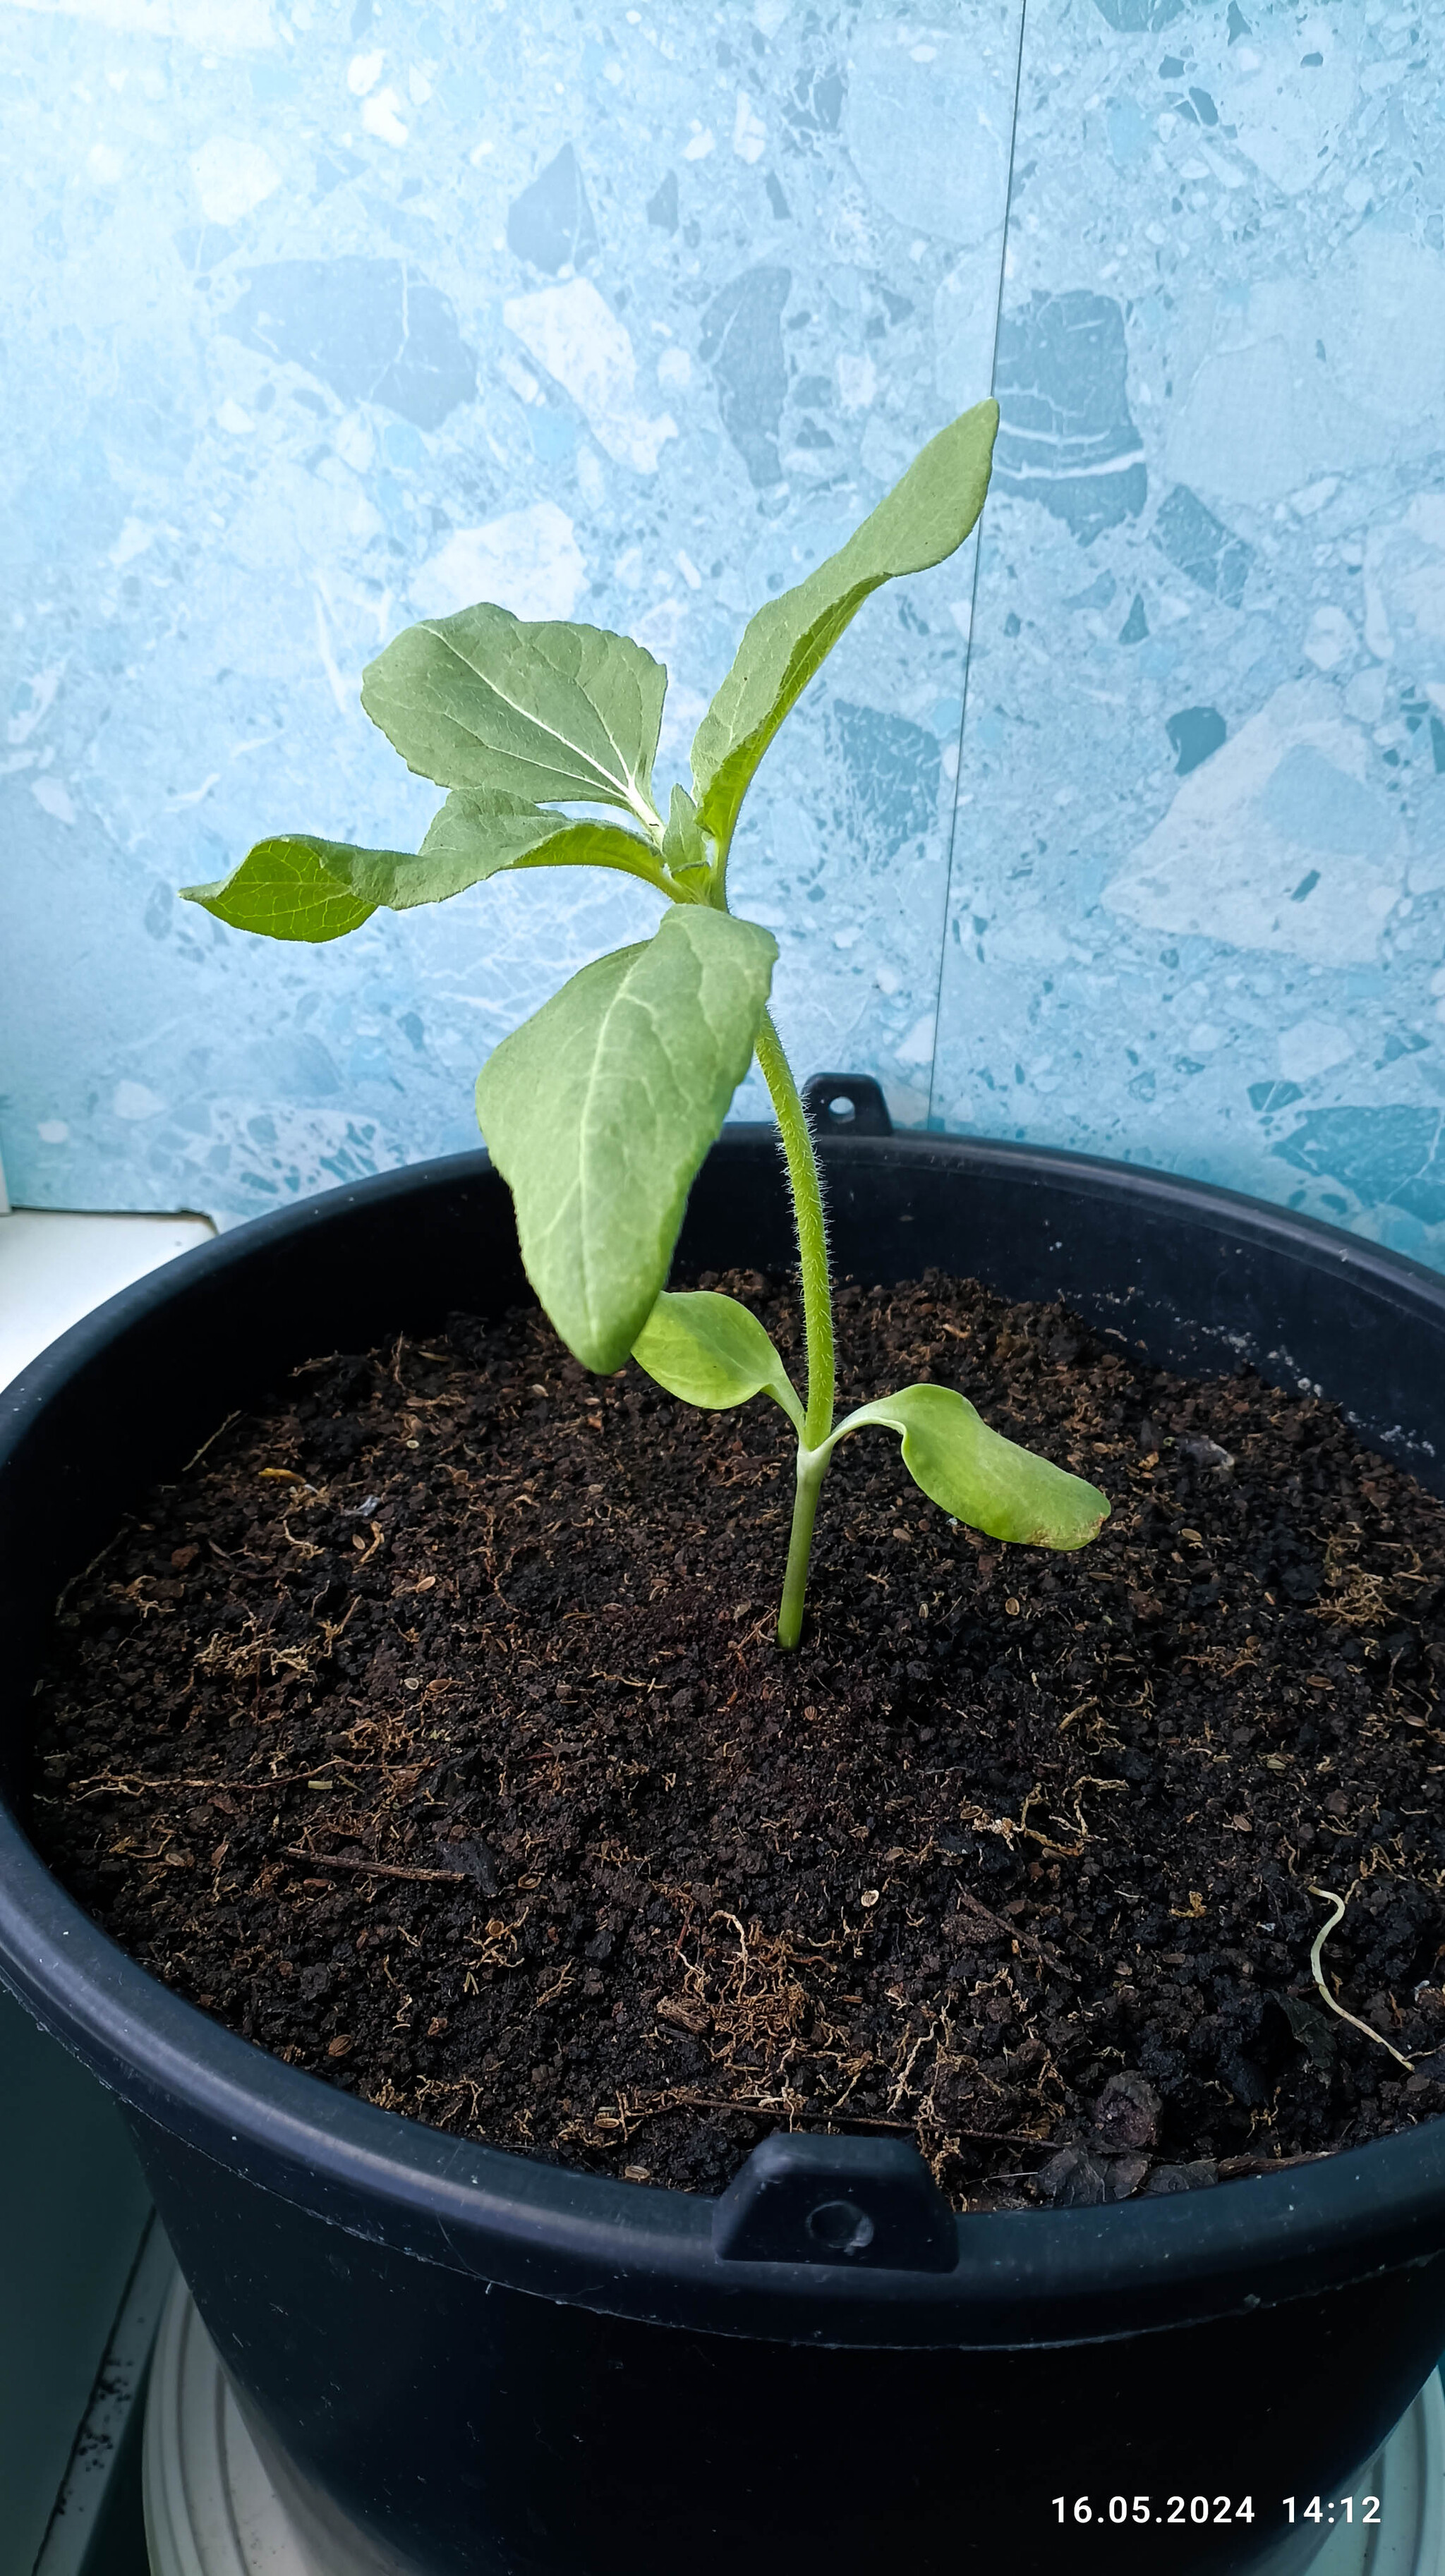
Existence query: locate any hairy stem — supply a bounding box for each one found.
[777,1446,827,1653]
[753,1014,835,1443]
[753,1010,836,1646]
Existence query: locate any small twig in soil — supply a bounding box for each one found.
[282,1847,468,1885]
[69,1768,358,1800]
[954,1885,1069,1974]
[1307,1884,1414,2071]
[950,2125,1059,2151]
[57,1526,131,1611]
[663,2095,915,2133]
[1216,2151,1334,2180]
[181,1410,241,1476]
[628,2094,1050,2147]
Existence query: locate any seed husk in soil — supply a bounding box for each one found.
[26,1268,1445,2213]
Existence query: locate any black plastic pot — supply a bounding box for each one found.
[5,1121,1445,2575]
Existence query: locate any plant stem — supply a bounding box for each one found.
[752,1009,836,1647]
[753,1014,835,1444]
[777,1445,827,1653]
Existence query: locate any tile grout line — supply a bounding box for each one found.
[925,0,1029,1135]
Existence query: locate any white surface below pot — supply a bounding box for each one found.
[143,2270,1445,2575]
[143,2273,416,2575]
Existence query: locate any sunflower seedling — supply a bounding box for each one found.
[185,397,1108,1647]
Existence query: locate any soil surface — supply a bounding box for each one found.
[26,1270,1445,2212]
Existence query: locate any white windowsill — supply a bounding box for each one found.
[0,1210,215,1395]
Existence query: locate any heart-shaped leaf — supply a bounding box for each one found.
[182,803,667,942]
[413,794,667,899]
[828,1383,1108,1550]
[691,398,998,854]
[361,607,667,822]
[476,906,778,1373]
[182,837,384,942]
[632,1289,803,1431]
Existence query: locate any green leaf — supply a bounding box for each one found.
[660,783,711,887]
[632,1289,804,1433]
[181,837,381,942]
[361,607,667,822]
[690,398,998,853]
[181,801,667,946]
[476,907,778,1373]
[411,793,667,901]
[828,1383,1108,1551]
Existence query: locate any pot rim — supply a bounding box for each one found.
[5,1132,1445,2350]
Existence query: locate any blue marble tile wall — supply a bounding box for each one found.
[1,0,1441,1271]
[0,0,1015,1222]
[932,0,1445,1267]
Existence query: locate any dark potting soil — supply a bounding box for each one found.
[26,1270,1445,2213]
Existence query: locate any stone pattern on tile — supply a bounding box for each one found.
[0,1,1017,1223]
[932,0,1445,1266]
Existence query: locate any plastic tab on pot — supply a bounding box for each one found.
[711,2132,957,2271]
[801,1073,893,1136]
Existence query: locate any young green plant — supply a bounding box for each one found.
[184,397,1108,1648]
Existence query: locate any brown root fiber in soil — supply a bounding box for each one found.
[26,1270,1445,2212]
